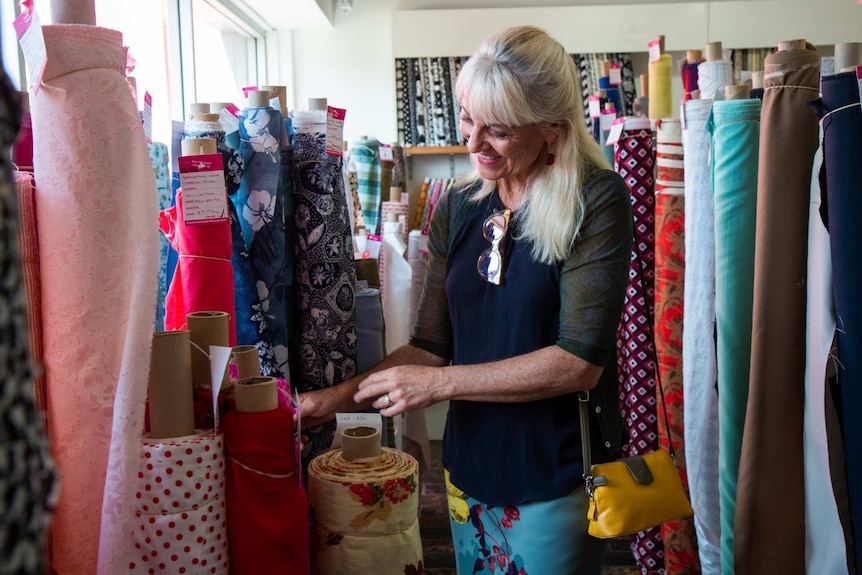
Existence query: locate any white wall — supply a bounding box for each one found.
[289,0,399,144]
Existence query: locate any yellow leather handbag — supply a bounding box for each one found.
[578,392,694,539]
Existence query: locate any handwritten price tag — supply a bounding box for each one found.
[178,154,228,224]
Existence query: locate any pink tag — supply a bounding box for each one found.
[648,39,661,63]
[178,154,228,224]
[242,85,258,97]
[14,5,47,95]
[588,95,601,118]
[142,91,153,144]
[218,104,240,135]
[609,63,622,85]
[325,106,347,156]
[605,117,626,147]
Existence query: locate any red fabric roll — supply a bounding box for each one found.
[224,405,309,575]
[160,189,237,345]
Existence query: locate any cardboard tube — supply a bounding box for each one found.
[687,50,702,63]
[193,113,221,123]
[390,186,402,203]
[234,377,278,413]
[181,138,217,157]
[260,85,287,115]
[210,102,233,113]
[706,41,723,62]
[778,39,806,52]
[691,89,701,100]
[725,85,750,100]
[602,61,611,77]
[341,426,382,461]
[308,97,328,111]
[604,102,616,112]
[232,345,261,380]
[751,71,764,90]
[835,42,862,72]
[189,102,210,118]
[147,331,195,439]
[657,35,665,55]
[248,90,270,108]
[187,311,230,390]
[640,74,649,97]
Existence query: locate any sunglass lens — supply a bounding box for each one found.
[483,214,507,242]
[477,249,502,285]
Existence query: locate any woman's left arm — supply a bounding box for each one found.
[355,171,633,416]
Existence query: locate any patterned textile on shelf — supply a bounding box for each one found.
[308,447,422,575]
[613,118,664,575]
[150,141,171,331]
[290,110,357,460]
[574,53,636,132]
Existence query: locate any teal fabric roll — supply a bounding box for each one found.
[708,98,761,575]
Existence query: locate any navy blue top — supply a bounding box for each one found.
[410,170,632,506]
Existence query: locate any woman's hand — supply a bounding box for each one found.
[353,365,446,417]
[296,387,344,430]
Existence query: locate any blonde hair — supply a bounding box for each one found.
[455,25,610,264]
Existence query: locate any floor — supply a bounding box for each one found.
[419,440,639,575]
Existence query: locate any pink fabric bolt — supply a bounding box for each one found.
[160,189,237,345]
[30,24,159,574]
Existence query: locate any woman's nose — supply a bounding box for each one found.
[466,130,485,153]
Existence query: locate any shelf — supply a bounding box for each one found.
[403,145,468,156]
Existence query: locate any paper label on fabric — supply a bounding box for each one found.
[821,57,835,78]
[325,106,347,156]
[648,39,661,63]
[178,153,229,224]
[605,117,626,146]
[142,91,153,144]
[14,6,47,95]
[363,234,382,259]
[269,96,281,111]
[740,70,753,85]
[379,145,394,162]
[218,104,240,134]
[680,100,686,130]
[209,346,233,430]
[588,95,601,118]
[331,413,383,449]
[609,64,622,85]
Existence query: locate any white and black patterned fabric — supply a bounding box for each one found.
[395,54,634,145]
[0,69,57,575]
[290,112,357,461]
[573,53,636,132]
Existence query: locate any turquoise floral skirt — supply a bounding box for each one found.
[445,470,605,574]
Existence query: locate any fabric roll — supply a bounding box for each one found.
[681,98,721,575]
[291,110,357,460]
[12,108,33,171]
[381,201,410,246]
[160,189,237,346]
[682,62,700,101]
[150,142,172,331]
[355,287,385,373]
[382,221,411,355]
[802,126,849,575]
[0,74,56,575]
[232,106,290,377]
[574,53,637,129]
[346,159,365,232]
[391,145,406,190]
[30,25,159,573]
[350,139,383,235]
[649,54,674,119]
[280,115,300,383]
[308,447,422,574]
[614,117,664,574]
[697,60,734,101]
[835,43,862,73]
[735,43,820,575]
[14,171,47,414]
[598,75,622,116]
[654,119,699,574]
[814,71,862,574]
[132,432,229,574]
[224,405,309,575]
[708,97,761,575]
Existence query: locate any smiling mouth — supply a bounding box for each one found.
[476,154,500,166]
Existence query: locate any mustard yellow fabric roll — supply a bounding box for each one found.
[649,54,674,119]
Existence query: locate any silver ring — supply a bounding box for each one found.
[381,393,391,408]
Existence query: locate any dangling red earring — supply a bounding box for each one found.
[545,153,556,166]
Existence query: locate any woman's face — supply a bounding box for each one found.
[459,103,549,189]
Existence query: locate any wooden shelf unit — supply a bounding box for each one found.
[402,145,468,156]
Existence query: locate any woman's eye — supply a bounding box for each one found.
[490,129,509,139]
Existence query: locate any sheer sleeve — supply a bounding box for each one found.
[556,170,633,366]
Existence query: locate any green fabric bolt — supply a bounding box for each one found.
[707,97,761,575]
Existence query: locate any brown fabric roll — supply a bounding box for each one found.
[14,171,47,416]
[733,43,820,575]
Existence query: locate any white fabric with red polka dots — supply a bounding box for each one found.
[131,432,229,574]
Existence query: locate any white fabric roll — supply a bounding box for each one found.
[132,432,229,574]
[681,98,721,575]
[383,221,412,355]
[803,133,849,575]
[698,60,734,101]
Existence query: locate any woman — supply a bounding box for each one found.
[300,25,632,574]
